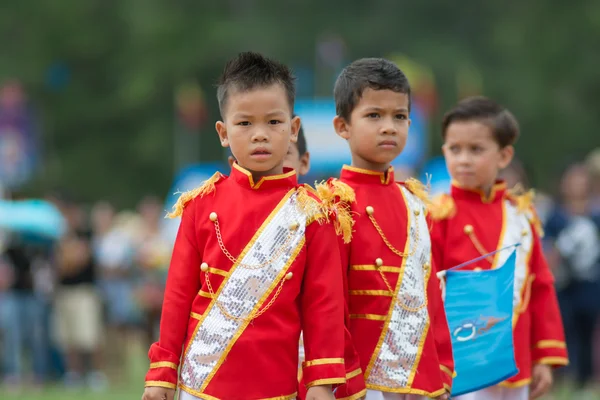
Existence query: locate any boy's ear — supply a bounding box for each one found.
[215,121,229,147]
[333,115,350,140]
[498,145,514,169]
[298,152,310,176]
[290,115,300,143]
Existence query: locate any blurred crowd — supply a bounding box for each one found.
[0,192,171,393]
[1,147,600,395]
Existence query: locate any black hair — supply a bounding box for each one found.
[217,52,296,117]
[442,96,520,148]
[334,58,411,121]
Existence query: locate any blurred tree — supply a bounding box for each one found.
[0,0,598,206]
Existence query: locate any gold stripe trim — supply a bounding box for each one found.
[337,389,368,400]
[350,265,401,272]
[443,383,451,392]
[306,377,346,388]
[349,290,393,296]
[190,312,202,320]
[303,357,345,367]
[346,368,362,380]
[536,356,569,366]
[260,392,298,400]
[535,340,566,349]
[149,361,177,370]
[207,267,228,277]
[179,385,300,400]
[365,384,446,398]
[350,313,387,321]
[198,290,212,298]
[145,380,176,389]
[439,364,454,378]
[498,378,531,388]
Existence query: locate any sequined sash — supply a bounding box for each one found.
[491,199,533,323]
[365,186,432,389]
[180,190,307,392]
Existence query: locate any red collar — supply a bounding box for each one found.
[340,165,395,186]
[451,180,507,204]
[230,163,297,190]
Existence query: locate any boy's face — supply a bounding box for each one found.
[443,121,513,192]
[228,143,310,176]
[334,88,410,171]
[216,84,300,178]
[284,142,310,176]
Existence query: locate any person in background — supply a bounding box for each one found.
[52,193,107,391]
[0,232,52,392]
[134,196,171,350]
[585,148,600,214]
[91,201,138,383]
[544,163,600,398]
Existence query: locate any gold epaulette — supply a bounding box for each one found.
[296,185,329,226]
[403,177,431,208]
[314,179,355,243]
[428,193,456,221]
[167,172,222,218]
[508,185,544,237]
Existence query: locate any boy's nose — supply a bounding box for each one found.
[381,120,397,135]
[251,129,269,142]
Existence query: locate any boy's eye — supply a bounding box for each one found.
[367,113,379,118]
[268,119,282,125]
[396,114,408,120]
[237,121,250,126]
[471,146,483,153]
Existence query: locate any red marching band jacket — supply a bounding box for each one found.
[144,164,348,400]
[318,166,455,399]
[429,181,569,387]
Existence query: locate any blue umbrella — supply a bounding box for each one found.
[0,199,66,241]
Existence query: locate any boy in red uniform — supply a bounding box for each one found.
[320,58,454,400]
[429,96,568,400]
[142,52,346,400]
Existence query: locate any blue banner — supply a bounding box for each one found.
[444,249,519,396]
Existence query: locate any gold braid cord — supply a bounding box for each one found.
[204,272,289,322]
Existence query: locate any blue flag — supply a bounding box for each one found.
[443,247,519,396]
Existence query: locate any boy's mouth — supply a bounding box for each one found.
[251,148,272,158]
[378,140,397,148]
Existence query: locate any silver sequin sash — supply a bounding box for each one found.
[180,190,308,392]
[366,186,432,389]
[492,199,533,323]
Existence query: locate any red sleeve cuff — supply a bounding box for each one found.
[145,343,180,386]
[532,340,569,367]
[302,358,346,389]
[439,364,455,389]
[334,368,367,399]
